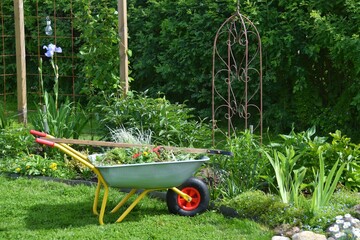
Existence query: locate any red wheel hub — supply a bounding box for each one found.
[177,187,201,211]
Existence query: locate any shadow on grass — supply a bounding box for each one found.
[25,200,98,229]
[26,199,170,229]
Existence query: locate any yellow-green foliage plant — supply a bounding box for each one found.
[263,146,306,207]
[311,149,345,213]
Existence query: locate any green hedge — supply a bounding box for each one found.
[1,0,360,140]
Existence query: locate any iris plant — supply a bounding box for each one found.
[41,43,62,109]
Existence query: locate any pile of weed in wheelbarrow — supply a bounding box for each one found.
[93,147,205,166]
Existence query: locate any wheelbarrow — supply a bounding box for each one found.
[30,130,231,225]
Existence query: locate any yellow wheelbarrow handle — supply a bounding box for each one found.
[31,131,109,225]
[35,138,94,169]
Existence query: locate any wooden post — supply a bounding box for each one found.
[14,0,27,124]
[118,0,129,96]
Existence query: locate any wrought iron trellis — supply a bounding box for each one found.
[212,5,263,143]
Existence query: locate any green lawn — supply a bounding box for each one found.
[0,175,273,240]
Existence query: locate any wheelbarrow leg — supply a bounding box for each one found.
[115,189,153,223]
[91,170,110,225]
[92,180,109,225]
[92,175,110,225]
[93,179,102,216]
[98,184,109,225]
[111,189,137,214]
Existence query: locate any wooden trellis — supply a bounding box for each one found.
[14,0,27,123]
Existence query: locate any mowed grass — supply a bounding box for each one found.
[0,175,273,240]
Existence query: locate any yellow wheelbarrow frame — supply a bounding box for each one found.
[30,130,210,225]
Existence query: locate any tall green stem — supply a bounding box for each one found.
[50,59,59,110]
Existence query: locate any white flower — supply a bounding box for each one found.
[335,215,344,220]
[353,227,360,237]
[334,232,346,238]
[329,224,340,232]
[343,221,351,229]
[336,219,345,225]
[352,219,360,224]
[344,214,352,218]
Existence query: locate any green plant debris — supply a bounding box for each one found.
[93,147,204,166]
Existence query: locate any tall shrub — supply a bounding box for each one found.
[95,92,211,147]
[209,131,267,199]
[73,0,125,96]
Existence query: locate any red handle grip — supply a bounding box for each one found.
[30,130,47,137]
[36,138,55,147]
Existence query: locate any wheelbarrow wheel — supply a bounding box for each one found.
[166,177,210,216]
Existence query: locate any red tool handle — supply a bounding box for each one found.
[30,130,47,137]
[36,138,55,147]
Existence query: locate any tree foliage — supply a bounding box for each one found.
[73,0,124,95]
[128,0,360,140]
[128,0,236,116]
[1,0,359,140]
[260,0,360,138]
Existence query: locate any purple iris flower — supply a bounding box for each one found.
[43,43,62,58]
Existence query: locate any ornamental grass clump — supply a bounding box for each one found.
[108,126,152,145]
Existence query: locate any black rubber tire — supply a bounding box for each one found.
[166,177,210,216]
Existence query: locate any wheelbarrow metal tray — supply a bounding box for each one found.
[88,156,210,189]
